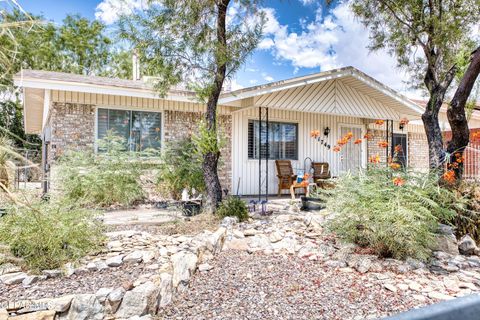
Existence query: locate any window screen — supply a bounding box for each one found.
[248,120,298,160]
[97,108,162,152]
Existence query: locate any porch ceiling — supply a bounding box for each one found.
[221,66,423,120]
[23,87,45,134]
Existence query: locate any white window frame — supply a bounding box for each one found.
[94,106,164,153]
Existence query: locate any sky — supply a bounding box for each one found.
[16,0,418,97]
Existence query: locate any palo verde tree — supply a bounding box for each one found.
[119,0,265,212]
[351,0,480,173]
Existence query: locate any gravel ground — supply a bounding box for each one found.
[161,251,430,320]
[0,263,152,302]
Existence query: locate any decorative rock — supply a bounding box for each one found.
[95,261,109,271]
[269,231,283,243]
[106,255,124,267]
[459,235,478,255]
[107,287,126,313]
[244,228,258,236]
[42,270,61,279]
[428,291,454,300]
[159,273,173,307]
[44,295,74,313]
[124,251,144,264]
[198,263,213,272]
[22,275,40,286]
[224,238,249,251]
[142,251,156,263]
[208,227,227,254]
[324,260,347,268]
[408,282,422,292]
[65,294,104,320]
[171,251,198,289]
[221,216,238,227]
[11,310,56,320]
[0,272,28,285]
[115,281,159,318]
[95,287,113,303]
[384,284,397,292]
[0,263,21,275]
[233,230,245,238]
[86,262,98,271]
[433,234,459,256]
[406,258,426,270]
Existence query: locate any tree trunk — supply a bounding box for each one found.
[422,89,448,170]
[446,47,480,179]
[202,0,230,214]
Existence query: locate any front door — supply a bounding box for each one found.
[339,125,364,173]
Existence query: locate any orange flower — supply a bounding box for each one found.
[364,133,373,140]
[337,138,348,146]
[332,145,341,152]
[369,154,381,164]
[375,120,385,125]
[390,163,401,170]
[448,162,459,169]
[393,177,405,186]
[394,144,402,153]
[472,131,480,140]
[346,132,354,139]
[378,141,388,148]
[354,138,362,145]
[455,152,464,163]
[443,170,456,184]
[310,130,320,138]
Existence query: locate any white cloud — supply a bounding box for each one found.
[259,2,416,93]
[249,79,259,84]
[261,72,274,82]
[299,0,317,5]
[95,0,147,24]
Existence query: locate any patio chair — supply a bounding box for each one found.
[275,160,297,196]
[312,162,331,184]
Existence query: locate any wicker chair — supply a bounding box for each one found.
[275,160,297,196]
[312,162,331,184]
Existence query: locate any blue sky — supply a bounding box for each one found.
[16,0,414,95]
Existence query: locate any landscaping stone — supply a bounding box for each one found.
[159,273,173,308]
[64,294,104,320]
[198,263,213,272]
[171,251,198,290]
[268,231,283,243]
[384,284,397,292]
[433,234,460,256]
[124,251,144,263]
[95,287,113,303]
[0,263,21,276]
[42,270,61,279]
[0,272,28,285]
[106,287,126,313]
[12,310,56,320]
[428,291,454,300]
[106,255,124,267]
[22,275,40,286]
[458,235,478,255]
[115,281,159,318]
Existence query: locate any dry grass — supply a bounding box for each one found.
[155,213,221,236]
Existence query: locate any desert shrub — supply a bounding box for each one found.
[453,181,480,241]
[157,138,205,200]
[325,167,460,261]
[216,196,249,222]
[58,133,145,207]
[0,200,104,271]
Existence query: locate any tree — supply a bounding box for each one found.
[446,47,480,179]
[119,0,264,212]
[351,0,480,171]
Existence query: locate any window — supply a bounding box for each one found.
[97,108,162,152]
[248,120,298,160]
[392,133,407,167]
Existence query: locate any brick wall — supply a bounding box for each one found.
[163,110,232,191]
[48,102,95,162]
[366,129,390,164]
[47,104,232,192]
[407,132,429,170]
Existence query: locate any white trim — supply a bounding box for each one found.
[93,106,164,153]
[42,89,51,131]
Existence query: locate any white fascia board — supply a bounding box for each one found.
[218,69,352,104]
[14,78,196,103]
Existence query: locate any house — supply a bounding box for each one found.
[13,66,480,196]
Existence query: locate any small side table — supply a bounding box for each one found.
[290,182,316,199]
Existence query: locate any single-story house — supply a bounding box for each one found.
[13,66,480,196]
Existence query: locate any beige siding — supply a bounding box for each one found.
[232,108,366,195]
[50,90,232,114]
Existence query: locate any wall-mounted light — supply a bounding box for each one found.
[324,127,330,137]
[399,118,409,131]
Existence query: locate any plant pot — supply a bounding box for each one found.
[181,201,202,216]
[300,196,325,211]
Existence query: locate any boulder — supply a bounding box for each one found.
[11,310,56,320]
[158,273,173,308]
[171,251,198,290]
[208,227,227,254]
[106,287,126,313]
[63,294,104,320]
[432,234,459,256]
[0,272,28,285]
[95,287,113,304]
[458,235,478,255]
[115,281,159,318]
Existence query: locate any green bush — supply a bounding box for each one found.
[217,196,249,222]
[324,167,459,261]
[0,200,104,271]
[58,133,145,207]
[157,138,205,200]
[454,182,480,241]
